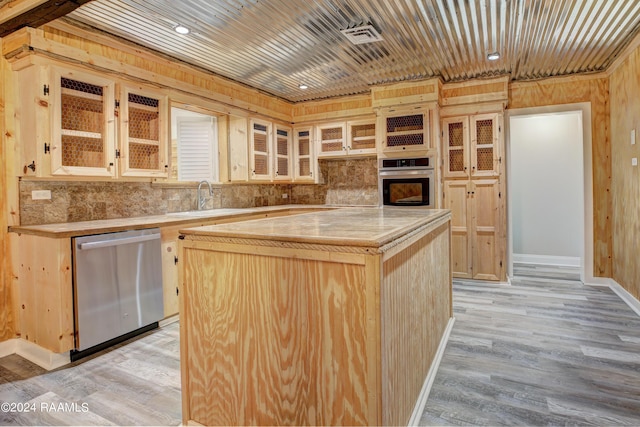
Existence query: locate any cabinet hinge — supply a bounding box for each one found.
[115,149,121,159]
[43,85,49,96]
[499,191,502,198]
[174,255,178,265]
[176,287,179,296]
[115,100,120,108]
[499,125,502,132]
[500,260,503,267]
[43,143,50,154]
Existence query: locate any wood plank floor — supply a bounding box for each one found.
[0,322,181,426]
[420,264,640,426]
[1,264,639,426]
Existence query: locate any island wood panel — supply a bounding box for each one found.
[179,243,375,426]
[509,75,611,278]
[609,45,640,301]
[10,234,74,352]
[380,221,451,426]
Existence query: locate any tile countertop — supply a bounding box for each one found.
[179,207,452,248]
[8,205,337,238]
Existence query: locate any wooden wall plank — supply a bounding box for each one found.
[292,94,373,124]
[609,45,640,300]
[509,75,612,278]
[441,76,509,106]
[0,36,14,342]
[370,79,440,109]
[4,25,293,122]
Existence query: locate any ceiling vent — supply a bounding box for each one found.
[340,24,383,45]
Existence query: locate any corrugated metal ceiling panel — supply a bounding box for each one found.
[66,0,640,102]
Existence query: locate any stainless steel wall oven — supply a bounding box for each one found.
[379,156,435,207]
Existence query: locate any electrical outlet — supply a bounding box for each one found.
[31,190,52,200]
[632,158,638,167]
[282,193,288,199]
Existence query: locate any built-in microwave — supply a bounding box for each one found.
[378,157,435,208]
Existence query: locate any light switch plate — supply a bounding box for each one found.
[31,190,52,200]
[632,158,638,167]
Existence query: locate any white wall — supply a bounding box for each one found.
[509,112,584,264]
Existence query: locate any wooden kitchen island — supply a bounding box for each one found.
[178,207,453,426]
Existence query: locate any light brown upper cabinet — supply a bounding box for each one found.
[293,127,317,182]
[316,118,376,158]
[119,85,169,178]
[378,105,432,154]
[443,113,501,179]
[273,124,292,181]
[17,64,168,179]
[249,118,272,181]
[249,119,293,182]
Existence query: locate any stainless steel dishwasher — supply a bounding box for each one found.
[72,228,164,360]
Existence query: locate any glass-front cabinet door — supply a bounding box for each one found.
[293,127,316,182]
[273,124,292,181]
[470,113,500,177]
[249,119,272,180]
[442,116,469,179]
[51,67,116,177]
[120,86,168,177]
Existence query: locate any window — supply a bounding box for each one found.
[171,107,218,182]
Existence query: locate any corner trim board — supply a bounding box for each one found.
[407,317,456,426]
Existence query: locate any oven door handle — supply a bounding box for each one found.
[379,169,434,177]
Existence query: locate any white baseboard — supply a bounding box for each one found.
[0,338,18,358]
[513,253,581,267]
[609,279,640,318]
[0,338,70,370]
[407,317,456,426]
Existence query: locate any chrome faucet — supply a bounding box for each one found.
[197,180,213,210]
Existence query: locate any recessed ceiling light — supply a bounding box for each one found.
[487,51,500,61]
[299,84,308,90]
[174,25,190,35]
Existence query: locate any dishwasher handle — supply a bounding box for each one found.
[77,233,160,250]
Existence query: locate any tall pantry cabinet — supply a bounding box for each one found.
[441,108,506,281]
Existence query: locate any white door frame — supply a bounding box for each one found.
[506,102,604,285]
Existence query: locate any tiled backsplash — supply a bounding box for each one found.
[19,158,379,225]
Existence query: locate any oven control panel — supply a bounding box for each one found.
[380,157,432,169]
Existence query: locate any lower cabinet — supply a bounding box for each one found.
[10,234,75,353]
[443,178,505,281]
[161,239,180,318]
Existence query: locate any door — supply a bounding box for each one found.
[273,125,292,181]
[443,116,469,179]
[249,119,272,180]
[443,180,471,278]
[471,179,504,281]
[470,113,501,178]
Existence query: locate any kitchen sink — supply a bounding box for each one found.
[167,208,247,218]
